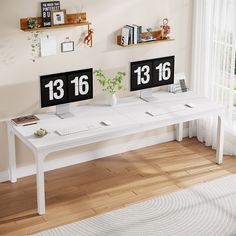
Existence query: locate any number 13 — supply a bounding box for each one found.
[45,79,64,101]
[134,65,150,85]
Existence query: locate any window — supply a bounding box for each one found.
[212,30,236,115]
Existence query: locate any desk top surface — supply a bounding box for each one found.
[12,92,224,153]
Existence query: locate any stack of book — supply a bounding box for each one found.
[12,115,39,126]
[121,25,142,46]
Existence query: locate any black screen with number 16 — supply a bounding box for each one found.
[130,56,175,91]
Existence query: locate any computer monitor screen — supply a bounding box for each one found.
[40,68,93,108]
[130,56,175,91]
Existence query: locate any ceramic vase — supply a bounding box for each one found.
[108,94,117,106]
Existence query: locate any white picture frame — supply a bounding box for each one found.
[61,41,75,53]
[51,10,66,25]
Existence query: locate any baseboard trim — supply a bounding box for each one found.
[224,142,236,156]
[0,170,9,183]
[0,128,189,183]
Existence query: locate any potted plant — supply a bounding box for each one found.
[27,18,40,29]
[94,69,126,106]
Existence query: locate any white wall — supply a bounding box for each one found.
[0,0,193,179]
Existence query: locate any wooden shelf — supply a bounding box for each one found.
[21,22,91,32]
[117,30,174,47]
[20,13,91,32]
[117,38,174,47]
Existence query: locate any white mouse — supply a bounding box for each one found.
[185,103,196,108]
[101,120,112,126]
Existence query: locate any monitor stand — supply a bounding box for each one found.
[56,104,74,119]
[140,89,158,102]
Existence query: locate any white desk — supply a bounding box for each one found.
[7,92,225,215]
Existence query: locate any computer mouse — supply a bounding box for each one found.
[185,103,196,108]
[101,120,112,126]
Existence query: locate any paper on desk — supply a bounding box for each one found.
[146,105,187,116]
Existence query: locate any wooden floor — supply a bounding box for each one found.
[0,138,236,236]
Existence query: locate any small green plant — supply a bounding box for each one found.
[27,18,40,29]
[94,69,126,94]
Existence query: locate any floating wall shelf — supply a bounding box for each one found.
[117,30,174,47]
[20,12,91,32]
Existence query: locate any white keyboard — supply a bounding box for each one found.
[56,124,101,136]
[146,105,186,116]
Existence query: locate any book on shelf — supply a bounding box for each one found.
[12,115,39,126]
[121,27,130,46]
[133,25,142,43]
[121,24,142,46]
[133,25,138,44]
[125,25,134,44]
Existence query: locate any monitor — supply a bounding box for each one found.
[40,68,93,119]
[130,56,175,102]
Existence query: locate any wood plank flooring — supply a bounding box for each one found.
[0,138,235,236]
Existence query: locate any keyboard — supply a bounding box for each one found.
[56,123,101,136]
[146,105,186,116]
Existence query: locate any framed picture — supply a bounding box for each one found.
[61,41,74,53]
[51,9,66,25]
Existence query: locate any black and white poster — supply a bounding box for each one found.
[41,1,60,27]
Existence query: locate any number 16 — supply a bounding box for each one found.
[156,62,171,81]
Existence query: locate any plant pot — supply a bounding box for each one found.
[107,94,117,106]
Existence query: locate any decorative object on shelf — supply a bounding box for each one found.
[27,18,40,29]
[84,29,93,47]
[41,1,60,27]
[77,15,82,23]
[145,28,154,40]
[94,69,126,106]
[76,5,84,23]
[51,9,66,25]
[34,128,48,138]
[160,18,170,39]
[61,38,75,53]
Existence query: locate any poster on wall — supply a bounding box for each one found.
[41,1,61,27]
[40,36,57,57]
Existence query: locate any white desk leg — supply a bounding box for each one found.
[7,122,17,183]
[189,121,193,138]
[175,123,183,142]
[216,114,224,164]
[35,153,46,215]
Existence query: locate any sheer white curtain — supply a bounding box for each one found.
[191,0,236,153]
